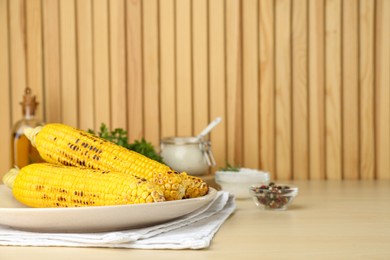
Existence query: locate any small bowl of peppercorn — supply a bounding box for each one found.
[249,183,298,210]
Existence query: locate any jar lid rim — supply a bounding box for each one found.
[161,136,203,144]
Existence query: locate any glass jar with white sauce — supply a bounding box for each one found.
[160,137,216,176]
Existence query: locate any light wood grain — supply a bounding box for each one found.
[209,0,226,170]
[126,0,143,141]
[359,0,375,180]
[275,0,292,180]
[292,0,308,180]
[26,0,44,120]
[226,0,241,166]
[232,8,244,169]
[175,0,193,137]
[0,0,11,179]
[159,0,176,139]
[342,0,359,179]
[76,0,94,130]
[192,0,209,138]
[142,0,160,146]
[309,0,326,180]
[109,0,127,130]
[375,0,390,180]
[259,0,275,177]
[9,0,27,125]
[43,0,61,123]
[93,0,110,130]
[59,0,78,127]
[325,0,342,179]
[242,0,259,169]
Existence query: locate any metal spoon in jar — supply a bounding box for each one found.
[197,117,222,166]
[197,117,222,140]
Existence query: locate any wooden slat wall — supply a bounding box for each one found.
[0,0,11,181]
[376,0,390,180]
[325,0,342,180]
[292,0,308,180]
[0,0,389,180]
[243,0,260,170]
[343,0,359,180]
[275,0,292,180]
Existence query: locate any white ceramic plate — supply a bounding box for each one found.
[0,185,217,233]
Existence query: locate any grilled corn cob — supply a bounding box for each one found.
[24,124,187,200]
[184,176,209,198]
[2,163,165,208]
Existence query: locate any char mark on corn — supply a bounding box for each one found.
[184,175,209,198]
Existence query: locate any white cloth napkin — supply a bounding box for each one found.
[0,191,235,249]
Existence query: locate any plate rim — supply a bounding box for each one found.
[0,186,217,232]
[0,187,217,212]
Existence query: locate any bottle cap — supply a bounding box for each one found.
[20,87,39,115]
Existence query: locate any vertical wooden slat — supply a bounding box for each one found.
[359,0,375,179]
[76,0,94,130]
[325,0,342,179]
[43,0,61,123]
[93,0,110,130]
[259,0,275,176]
[342,0,359,179]
[226,0,242,166]
[209,0,226,169]
[242,0,259,169]
[142,0,160,146]
[26,0,44,120]
[309,0,325,180]
[375,0,390,180]
[126,0,143,141]
[175,0,192,136]
[192,0,209,138]
[159,0,176,138]
[59,0,78,127]
[109,0,127,130]
[292,0,308,179]
[275,0,292,180]
[0,0,11,178]
[9,0,27,125]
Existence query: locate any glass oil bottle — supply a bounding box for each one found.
[11,87,45,168]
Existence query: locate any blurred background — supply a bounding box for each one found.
[0,0,389,180]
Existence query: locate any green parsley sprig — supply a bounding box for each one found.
[88,123,164,163]
[219,162,240,172]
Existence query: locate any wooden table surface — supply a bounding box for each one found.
[1,180,389,259]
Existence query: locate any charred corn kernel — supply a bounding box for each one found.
[24,124,187,200]
[4,163,165,208]
[184,175,209,198]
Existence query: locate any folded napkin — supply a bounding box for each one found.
[0,191,235,249]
